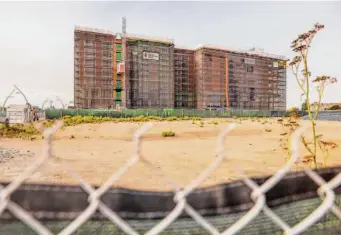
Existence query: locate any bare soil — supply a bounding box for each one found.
[1,118,341,191]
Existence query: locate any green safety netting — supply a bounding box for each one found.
[45,109,304,119]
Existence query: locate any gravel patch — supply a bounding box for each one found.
[0,146,35,163]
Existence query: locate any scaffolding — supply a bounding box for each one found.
[195,47,228,109]
[73,26,287,111]
[113,36,125,109]
[125,37,174,108]
[227,52,286,110]
[195,46,286,111]
[174,48,196,108]
[74,28,114,109]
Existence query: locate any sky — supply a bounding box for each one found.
[0,1,340,109]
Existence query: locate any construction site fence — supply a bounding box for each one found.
[45,108,307,120]
[1,122,341,235]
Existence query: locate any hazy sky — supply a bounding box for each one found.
[0,1,340,109]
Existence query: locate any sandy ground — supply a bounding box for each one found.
[0,118,341,191]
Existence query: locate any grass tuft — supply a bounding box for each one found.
[161,130,175,137]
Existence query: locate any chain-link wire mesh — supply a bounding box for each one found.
[0,121,341,235]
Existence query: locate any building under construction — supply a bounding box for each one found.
[195,46,286,110]
[125,34,174,108]
[174,48,196,108]
[113,35,125,108]
[195,47,228,109]
[74,25,287,111]
[228,48,286,110]
[74,27,115,109]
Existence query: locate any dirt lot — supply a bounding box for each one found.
[1,118,341,191]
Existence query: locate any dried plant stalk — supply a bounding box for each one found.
[288,23,337,168]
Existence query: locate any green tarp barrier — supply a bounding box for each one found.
[45,109,305,120]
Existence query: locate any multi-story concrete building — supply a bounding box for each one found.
[227,48,286,111]
[174,48,196,108]
[74,26,287,110]
[74,26,125,109]
[74,27,114,109]
[125,34,174,108]
[195,46,228,109]
[195,46,286,110]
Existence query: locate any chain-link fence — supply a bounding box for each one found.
[0,122,341,235]
[45,108,308,119]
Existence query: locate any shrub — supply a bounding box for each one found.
[58,115,202,127]
[287,107,298,113]
[41,120,54,128]
[0,123,41,140]
[166,116,177,121]
[326,104,341,110]
[210,120,218,125]
[2,115,205,140]
[265,128,272,132]
[191,117,201,121]
[161,130,175,137]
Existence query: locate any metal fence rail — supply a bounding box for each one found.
[0,122,341,235]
